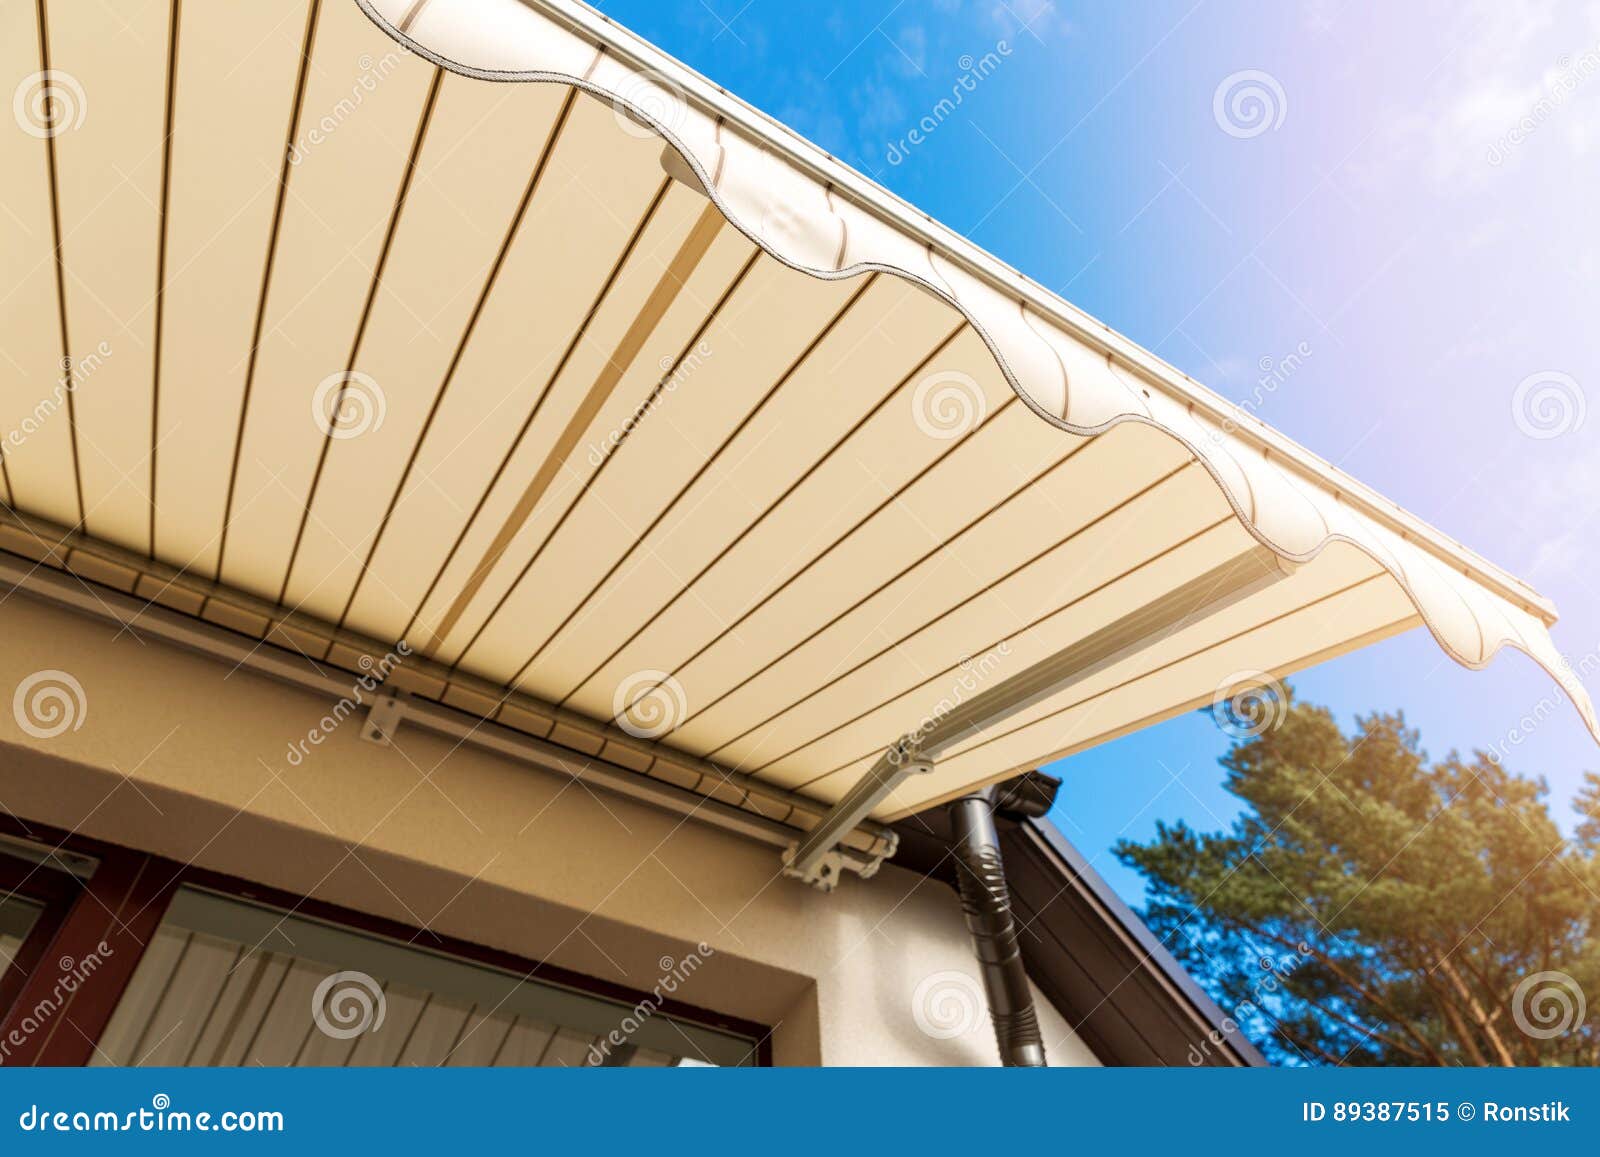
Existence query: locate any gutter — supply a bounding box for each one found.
[947,777,1058,1067]
[892,794,1266,1067]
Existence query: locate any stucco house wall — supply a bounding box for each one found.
[0,594,1094,1066]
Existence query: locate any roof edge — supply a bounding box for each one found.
[1016,817,1268,1066]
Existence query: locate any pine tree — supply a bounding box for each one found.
[1116,690,1600,1065]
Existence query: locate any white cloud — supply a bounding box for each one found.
[1357,0,1600,189]
[985,0,1070,42]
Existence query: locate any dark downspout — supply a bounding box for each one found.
[949,781,1051,1067]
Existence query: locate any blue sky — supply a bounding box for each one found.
[593,0,1600,903]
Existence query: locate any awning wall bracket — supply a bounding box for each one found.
[783,744,933,890]
[361,690,408,746]
[782,545,1295,890]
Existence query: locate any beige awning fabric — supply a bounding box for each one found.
[1,0,1593,825]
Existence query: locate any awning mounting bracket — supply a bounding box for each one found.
[781,546,1295,891]
[783,741,933,891]
[362,690,408,746]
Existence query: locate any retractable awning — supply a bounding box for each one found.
[1,0,1593,842]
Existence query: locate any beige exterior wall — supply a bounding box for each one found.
[0,594,1096,1066]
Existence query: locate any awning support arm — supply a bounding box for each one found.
[783,544,1295,889]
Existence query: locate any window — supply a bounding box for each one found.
[0,841,85,1024]
[0,820,766,1068]
[94,888,758,1067]
[0,894,43,977]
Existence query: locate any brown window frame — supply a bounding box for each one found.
[0,812,770,1066]
[0,846,84,1022]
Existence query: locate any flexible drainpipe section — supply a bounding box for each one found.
[949,785,1047,1067]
